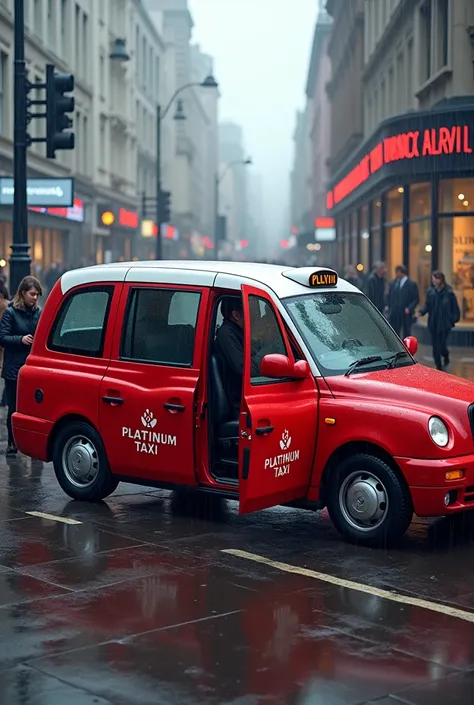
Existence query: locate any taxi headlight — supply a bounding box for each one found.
[428,416,449,447]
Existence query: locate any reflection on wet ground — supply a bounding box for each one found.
[1,413,474,702]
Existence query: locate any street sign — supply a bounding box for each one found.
[0,177,74,206]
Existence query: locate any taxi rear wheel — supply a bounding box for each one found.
[327,454,413,546]
[53,422,119,502]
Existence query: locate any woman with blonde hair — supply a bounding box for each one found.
[0,276,42,456]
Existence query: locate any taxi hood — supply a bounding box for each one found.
[326,363,474,411]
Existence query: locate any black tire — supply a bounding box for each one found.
[52,421,119,502]
[326,453,413,547]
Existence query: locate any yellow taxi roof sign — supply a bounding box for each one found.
[308,269,338,288]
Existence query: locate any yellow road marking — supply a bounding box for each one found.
[222,548,474,624]
[26,511,82,525]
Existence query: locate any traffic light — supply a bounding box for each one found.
[46,64,75,159]
[158,190,171,224]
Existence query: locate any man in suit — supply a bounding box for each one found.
[387,264,419,338]
[365,261,387,313]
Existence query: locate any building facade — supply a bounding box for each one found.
[0,0,217,285]
[289,107,311,235]
[218,121,250,256]
[0,0,166,278]
[325,0,474,340]
[145,0,219,259]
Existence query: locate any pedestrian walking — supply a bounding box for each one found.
[0,276,42,456]
[364,261,387,313]
[0,280,10,407]
[344,264,363,290]
[415,270,460,371]
[387,264,419,338]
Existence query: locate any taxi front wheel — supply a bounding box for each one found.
[52,422,119,502]
[327,454,413,546]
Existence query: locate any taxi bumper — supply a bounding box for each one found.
[12,412,53,461]
[396,454,474,516]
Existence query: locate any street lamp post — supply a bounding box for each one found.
[11,0,31,294]
[215,158,252,260]
[155,74,218,260]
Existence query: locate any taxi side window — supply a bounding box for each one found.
[249,295,287,384]
[48,286,113,357]
[121,288,201,367]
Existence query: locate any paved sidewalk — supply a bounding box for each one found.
[416,343,474,382]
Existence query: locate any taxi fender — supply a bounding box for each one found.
[310,397,466,488]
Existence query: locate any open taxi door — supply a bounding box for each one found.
[238,284,319,514]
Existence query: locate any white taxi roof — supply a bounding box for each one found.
[60,260,360,299]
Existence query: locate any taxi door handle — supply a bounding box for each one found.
[102,395,124,405]
[255,426,274,435]
[163,402,185,412]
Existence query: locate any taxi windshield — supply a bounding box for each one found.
[284,291,415,377]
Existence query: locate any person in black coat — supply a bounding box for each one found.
[387,264,419,338]
[415,270,460,371]
[0,276,42,456]
[364,261,387,313]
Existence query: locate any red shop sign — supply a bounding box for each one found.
[118,208,139,229]
[326,124,473,210]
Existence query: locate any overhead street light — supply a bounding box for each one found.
[154,74,219,260]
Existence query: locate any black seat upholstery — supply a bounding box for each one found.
[210,355,239,440]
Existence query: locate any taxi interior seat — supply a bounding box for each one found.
[210,354,239,472]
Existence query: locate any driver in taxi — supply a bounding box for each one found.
[214,297,261,416]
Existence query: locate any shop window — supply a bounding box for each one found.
[371,229,382,265]
[349,213,358,264]
[409,182,431,219]
[359,206,369,274]
[440,178,474,213]
[385,226,403,279]
[385,188,404,224]
[371,199,382,229]
[439,216,474,321]
[435,0,449,69]
[420,0,432,83]
[409,220,432,299]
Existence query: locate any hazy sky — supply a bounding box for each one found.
[189,0,318,243]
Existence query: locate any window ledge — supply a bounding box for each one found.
[415,66,452,100]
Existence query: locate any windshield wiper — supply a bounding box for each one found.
[344,356,383,377]
[385,350,409,369]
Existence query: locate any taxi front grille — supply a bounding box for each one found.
[465,486,474,504]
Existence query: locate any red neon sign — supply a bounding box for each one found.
[315,217,335,228]
[118,208,139,229]
[327,124,473,209]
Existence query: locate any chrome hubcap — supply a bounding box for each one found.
[339,471,388,532]
[62,436,100,488]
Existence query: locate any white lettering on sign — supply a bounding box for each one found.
[265,430,301,479]
[122,409,177,455]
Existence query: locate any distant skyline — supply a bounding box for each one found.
[189,0,319,247]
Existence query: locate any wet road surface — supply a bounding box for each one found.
[2,410,474,702]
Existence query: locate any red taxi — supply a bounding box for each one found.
[12,261,474,545]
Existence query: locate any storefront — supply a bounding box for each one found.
[326,99,474,341]
[96,203,140,263]
[0,197,86,286]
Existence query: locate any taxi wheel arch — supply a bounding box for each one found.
[51,419,119,502]
[325,450,413,546]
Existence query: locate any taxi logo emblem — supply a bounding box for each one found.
[280,429,292,451]
[141,409,157,429]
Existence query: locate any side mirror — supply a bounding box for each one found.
[293,359,310,378]
[260,354,310,380]
[403,336,418,356]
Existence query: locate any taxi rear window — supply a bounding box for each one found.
[48,286,114,358]
[120,288,201,367]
